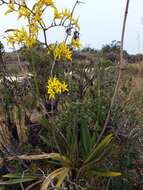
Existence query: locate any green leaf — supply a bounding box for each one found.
[90,134,96,147]
[84,134,113,163]
[40,167,69,190]
[3,173,37,179]
[56,167,69,187]
[0,178,36,185]
[1,173,38,186]
[80,116,91,155]
[39,118,49,128]
[55,131,70,155]
[88,170,122,177]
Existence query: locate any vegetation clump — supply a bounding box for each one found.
[0,0,143,189]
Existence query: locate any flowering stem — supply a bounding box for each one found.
[96,0,130,144]
[64,0,80,44]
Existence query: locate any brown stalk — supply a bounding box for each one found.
[96,0,130,144]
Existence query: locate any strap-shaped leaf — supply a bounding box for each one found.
[80,116,91,155]
[0,178,36,185]
[88,170,122,177]
[56,167,69,187]
[3,173,37,179]
[7,153,72,166]
[0,173,38,186]
[55,131,70,155]
[40,167,69,190]
[84,134,113,163]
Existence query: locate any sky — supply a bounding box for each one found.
[0,0,143,54]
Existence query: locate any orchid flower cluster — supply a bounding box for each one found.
[0,0,81,100]
[47,77,68,100]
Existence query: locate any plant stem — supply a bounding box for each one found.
[96,0,130,144]
[120,0,130,69]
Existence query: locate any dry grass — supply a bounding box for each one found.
[127,62,143,91]
[123,62,143,129]
[128,61,143,75]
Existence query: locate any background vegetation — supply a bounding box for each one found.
[0,0,143,189]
